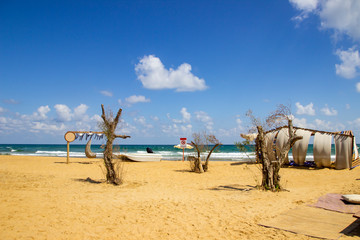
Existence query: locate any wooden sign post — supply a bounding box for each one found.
[64,132,76,164]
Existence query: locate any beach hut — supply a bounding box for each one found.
[258,126,359,170]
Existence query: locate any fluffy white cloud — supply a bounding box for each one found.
[73,104,89,121]
[0,107,6,113]
[290,0,318,12]
[195,111,214,131]
[314,119,332,130]
[0,104,103,139]
[320,104,338,116]
[54,104,72,122]
[125,95,151,104]
[290,0,360,79]
[135,55,208,92]
[100,90,113,97]
[180,107,191,123]
[295,102,316,115]
[34,105,50,120]
[357,82,360,92]
[291,0,360,40]
[290,0,318,21]
[335,47,360,79]
[54,104,90,122]
[24,105,51,121]
[293,117,316,129]
[319,0,360,40]
[168,107,191,124]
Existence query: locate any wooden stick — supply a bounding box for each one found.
[66,141,70,164]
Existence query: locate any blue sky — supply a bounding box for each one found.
[1,0,360,144]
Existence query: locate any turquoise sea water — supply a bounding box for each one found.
[0,143,355,161]
[0,144,246,161]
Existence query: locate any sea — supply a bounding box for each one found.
[0,144,356,162]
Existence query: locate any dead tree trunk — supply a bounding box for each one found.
[203,143,221,171]
[101,104,130,185]
[191,141,204,173]
[258,119,302,191]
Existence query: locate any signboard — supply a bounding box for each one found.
[180,138,187,148]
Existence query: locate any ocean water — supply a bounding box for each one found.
[0,144,253,161]
[0,143,353,162]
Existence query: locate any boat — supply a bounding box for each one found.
[123,153,162,162]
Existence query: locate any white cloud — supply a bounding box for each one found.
[23,105,51,121]
[38,105,50,118]
[195,111,214,131]
[168,107,191,124]
[346,104,351,109]
[54,104,72,122]
[33,105,50,120]
[118,119,137,135]
[320,104,338,116]
[319,0,360,40]
[290,0,318,12]
[295,102,316,115]
[0,104,103,139]
[349,118,360,129]
[290,0,360,79]
[119,95,150,107]
[135,55,208,92]
[293,117,316,129]
[161,123,192,136]
[180,107,191,123]
[100,90,113,97]
[290,0,360,40]
[290,0,319,22]
[357,82,360,92]
[124,95,151,105]
[314,119,332,130]
[0,107,6,113]
[91,114,102,123]
[134,116,153,129]
[73,104,89,121]
[235,117,245,132]
[32,122,66,132]
[335,47,360,79]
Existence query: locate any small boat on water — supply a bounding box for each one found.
[123,153,162,162]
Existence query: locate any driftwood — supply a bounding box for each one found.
[85,139,97,158]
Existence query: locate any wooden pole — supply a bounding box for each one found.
[66,141,70,164]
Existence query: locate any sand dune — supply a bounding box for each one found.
[1,155,360,239]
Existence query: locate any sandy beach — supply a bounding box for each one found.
[1,155,360,239]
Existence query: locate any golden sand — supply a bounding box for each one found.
[0,155,360,239]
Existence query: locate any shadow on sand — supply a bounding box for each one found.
[209,184,256,192]
[54,161,95,165]
[73,177,103,184]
